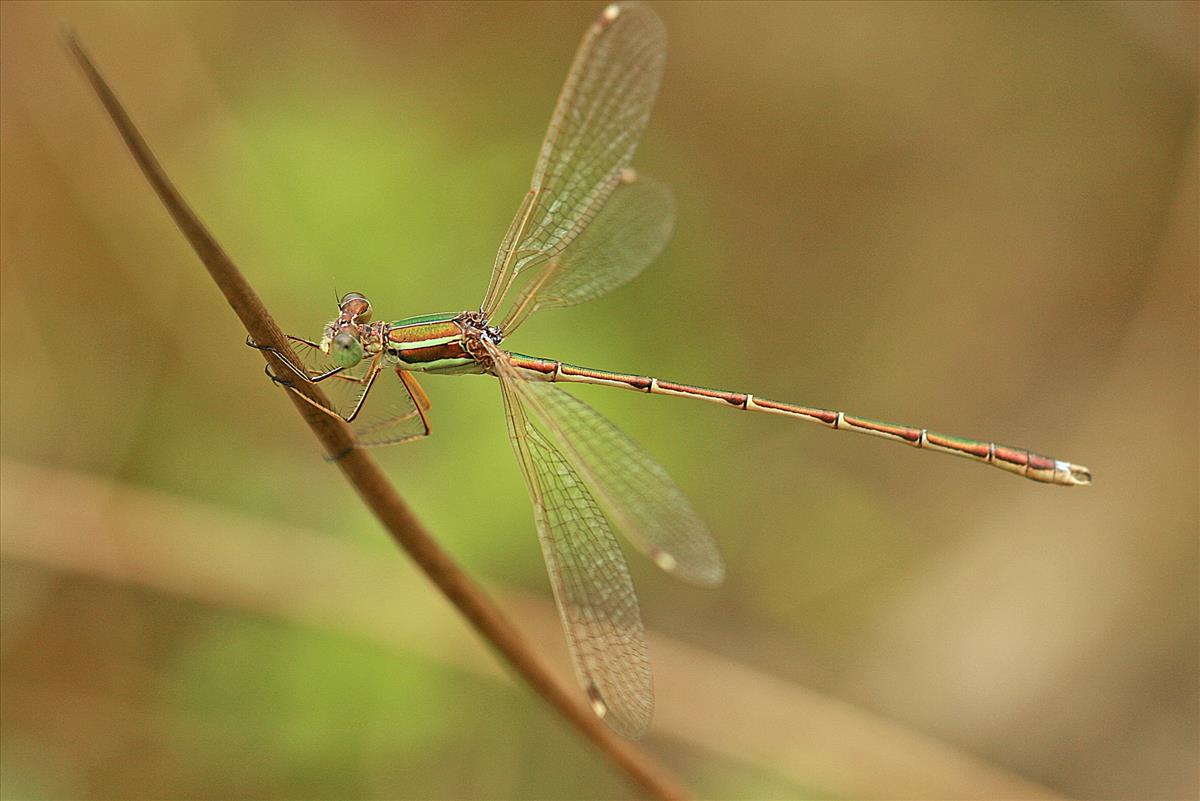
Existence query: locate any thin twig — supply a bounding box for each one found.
[67,34,690,801]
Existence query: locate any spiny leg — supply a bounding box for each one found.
[349,368,434,448]
[249,335,382,425]
[245,335,346,385]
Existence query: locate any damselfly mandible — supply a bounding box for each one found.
[249,2,1092,739]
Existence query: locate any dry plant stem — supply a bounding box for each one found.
[68,35,690,801]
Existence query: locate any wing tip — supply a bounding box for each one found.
[649,545,726,587]
[586,681,652,739]
[595,1,666,43]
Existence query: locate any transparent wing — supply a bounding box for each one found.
[481,2,667,319]
[283,336,375,421]
[498,365,653,739]
[498,174,675,333]
[281,338,431,447]
[351,367,431,447]
[488,342,724,587]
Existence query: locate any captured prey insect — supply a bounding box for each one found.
[249,2,1092,738]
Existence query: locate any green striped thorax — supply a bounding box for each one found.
[385,309,499,375]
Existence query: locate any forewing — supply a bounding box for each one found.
[481,2,667,317]
[498,174,675,333]
[498,370,653,738]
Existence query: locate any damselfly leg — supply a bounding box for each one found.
[247,335,432,445]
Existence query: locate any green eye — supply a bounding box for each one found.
[331,332,364,368]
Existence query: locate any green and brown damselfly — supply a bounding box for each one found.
[250,2,1092,739]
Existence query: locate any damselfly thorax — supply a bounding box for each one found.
[383,311,495,375]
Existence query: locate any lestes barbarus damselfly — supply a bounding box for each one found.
[249,2,1092,738]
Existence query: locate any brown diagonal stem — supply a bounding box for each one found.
[67,34,690,801]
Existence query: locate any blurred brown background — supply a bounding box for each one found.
[2,1,1196,799]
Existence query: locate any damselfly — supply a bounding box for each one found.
[250,2,1092,738]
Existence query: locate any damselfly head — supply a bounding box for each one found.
[339,292,372,322]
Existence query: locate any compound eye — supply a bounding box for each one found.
[339,292,372,322]
[330,331,364,368]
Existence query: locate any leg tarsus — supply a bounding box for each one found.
[263,363,294,388]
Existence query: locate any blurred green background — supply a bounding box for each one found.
[2,2,1196,798]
